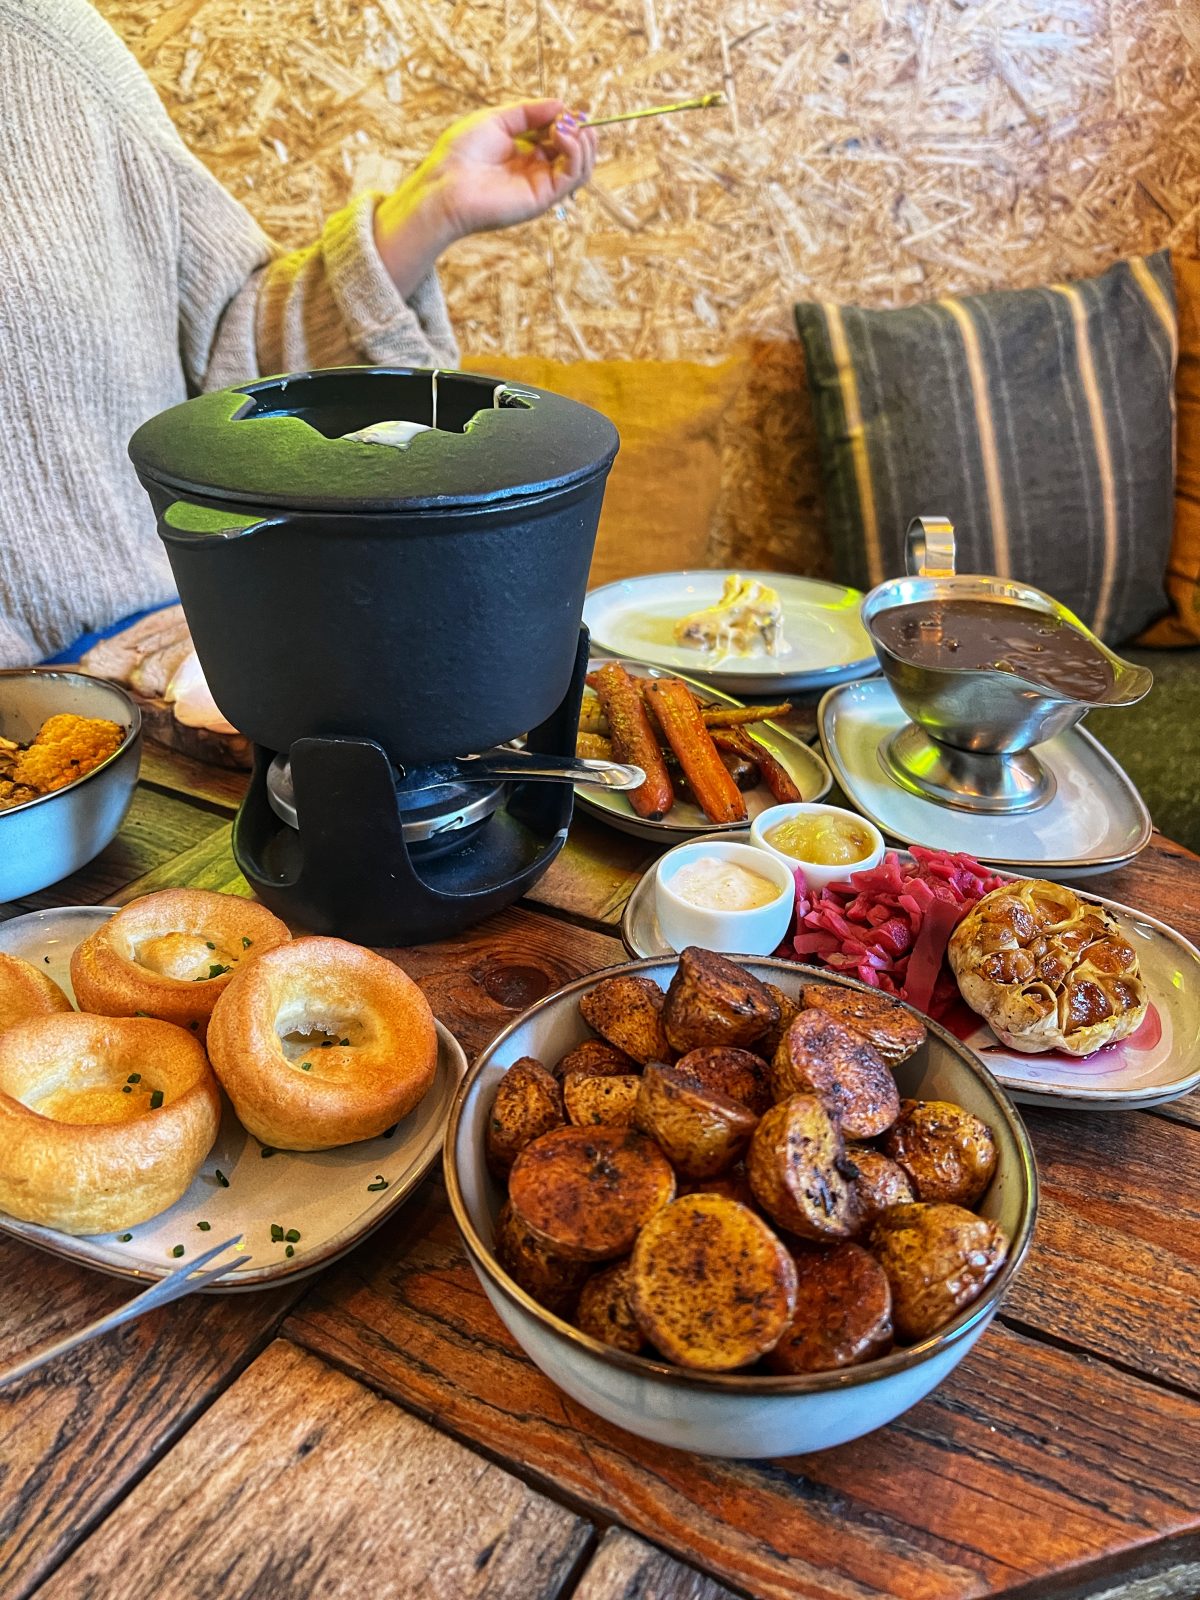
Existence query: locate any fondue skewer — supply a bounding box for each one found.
[519,92,726,146]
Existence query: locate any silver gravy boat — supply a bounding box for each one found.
[860,518,1153,813]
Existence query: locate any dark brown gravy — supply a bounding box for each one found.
[871,598,1114,701]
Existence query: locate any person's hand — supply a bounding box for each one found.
[375,99,597,298]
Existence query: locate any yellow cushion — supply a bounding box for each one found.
[458,354,737,588]
[1139,256,1200,646]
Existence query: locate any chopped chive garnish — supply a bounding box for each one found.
[205,964,231,980]
[171,1245,184,1258]
[43,956,50,965]
[284,1229,300,1243]
[197,1220,211,1231]
[320,1040,332,1048]
[241,936,252,949]
[127,1073,141,1084]
[189,1021,199,1030]
[118,1232,133,1242]
[121,1085,132,1094]
[135,1010,150,1017]
[300,1062,312,1072]
[381,1124,397,1139]
[214,1169,229,1187]
[270,1223,284,1242]
[339,1038,350,1047]
[260,1146,277,1158]
[149,1089,164,1110]
[367,1175,388,1192]
[285,1244,295,1258]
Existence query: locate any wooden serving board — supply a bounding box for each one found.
[132,694,251,771]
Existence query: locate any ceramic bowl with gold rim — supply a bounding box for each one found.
[443,956,1037,1459]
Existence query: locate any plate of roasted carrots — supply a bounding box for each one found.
[575,659,833,840]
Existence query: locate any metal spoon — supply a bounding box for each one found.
[415,750,646,792]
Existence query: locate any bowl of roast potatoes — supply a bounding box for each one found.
[445,949,1037,1457]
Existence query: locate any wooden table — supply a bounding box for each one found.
[3,740,1200,1600]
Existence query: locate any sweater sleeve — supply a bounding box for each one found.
[169,146,459,393]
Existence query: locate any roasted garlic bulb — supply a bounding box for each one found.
[948,879,1147,1056]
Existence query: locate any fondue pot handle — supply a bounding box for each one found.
[905,516,956,579]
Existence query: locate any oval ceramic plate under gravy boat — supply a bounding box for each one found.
[621,844,1200,1112]
[0,906,467,1289]
[582,570,876,693]
[574,657,833,842]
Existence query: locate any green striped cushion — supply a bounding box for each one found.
[794,252,1177,644]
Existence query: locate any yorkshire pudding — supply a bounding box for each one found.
[71,888,291,1036]
[0,952,72,1034]
[206,936,438,1150]
[0,1013,220,1234]
[949,879,1148,1056]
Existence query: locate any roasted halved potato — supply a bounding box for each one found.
[662,947,780,1054]
[509,1125,676,1262]
[576,1259,645,1353]
[579,974,672,1066]
[870,1202,1008,1342]
[882,1099,998,1207]
[485,1056,565,1178]
[844,1146,916,1231]
[759,982,801,1061]
[494,1200,590,1315]
[799,983,927,1067]
[747,1093,860,1241]
[765,1242,893,1373]
[563,1071,642,1127]
[771,1010,900,1140]
[554,1038,639,1080]
[673,1046,772,1117]
[629,1194,798,1369]
[678,1164,757,1210]
[634,1062,759,1179]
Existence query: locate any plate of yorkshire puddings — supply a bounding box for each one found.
[0,890,465,1287]
[445,948,1037,1457]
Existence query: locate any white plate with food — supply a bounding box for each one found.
[0,905,466,1288]
[582,570,875,692]
[575,658,832,842]
[818,676,1152,877]
[620,846,1200,1111]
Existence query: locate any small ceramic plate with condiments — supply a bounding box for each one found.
[582,570,875,692]
[621,844,1200,1111]
[574,658,833,843]
[818,677,1152,877]
[0,906,467,1288]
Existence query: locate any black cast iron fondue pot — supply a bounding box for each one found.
[128,366,619,766]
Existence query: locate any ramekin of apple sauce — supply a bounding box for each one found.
[749,802,885,892]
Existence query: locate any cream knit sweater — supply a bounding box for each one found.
[0,0,460,665]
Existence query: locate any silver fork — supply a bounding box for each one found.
[0,1234,249,1392]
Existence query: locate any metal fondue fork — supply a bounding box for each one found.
[0,1234,249,1391]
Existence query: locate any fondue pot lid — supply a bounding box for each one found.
[128,367,619,514]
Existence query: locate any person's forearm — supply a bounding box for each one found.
[373,177,459,300]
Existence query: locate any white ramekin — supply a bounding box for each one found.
[654,838,796,956]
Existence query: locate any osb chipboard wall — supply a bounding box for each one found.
[99,0,1200,364]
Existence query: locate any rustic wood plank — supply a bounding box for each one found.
[108,823,247,903]
[524,811,656,929]
[136,742,247,813]
[573,1529,739,1600]
[41,1340,592,1600]
[0,786,227,920]
[0,1238,301,1599]
[284,1185,1200,1600]
[1000,1107,1200,1395]
[1086,834,1200,947]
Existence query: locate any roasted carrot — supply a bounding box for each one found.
[710,726,803,803]
[644,678,747,824]
[699,701,792,727]
[589,663,675,820]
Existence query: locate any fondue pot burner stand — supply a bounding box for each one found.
[128,365,620,943]
[861,518,1153,817]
